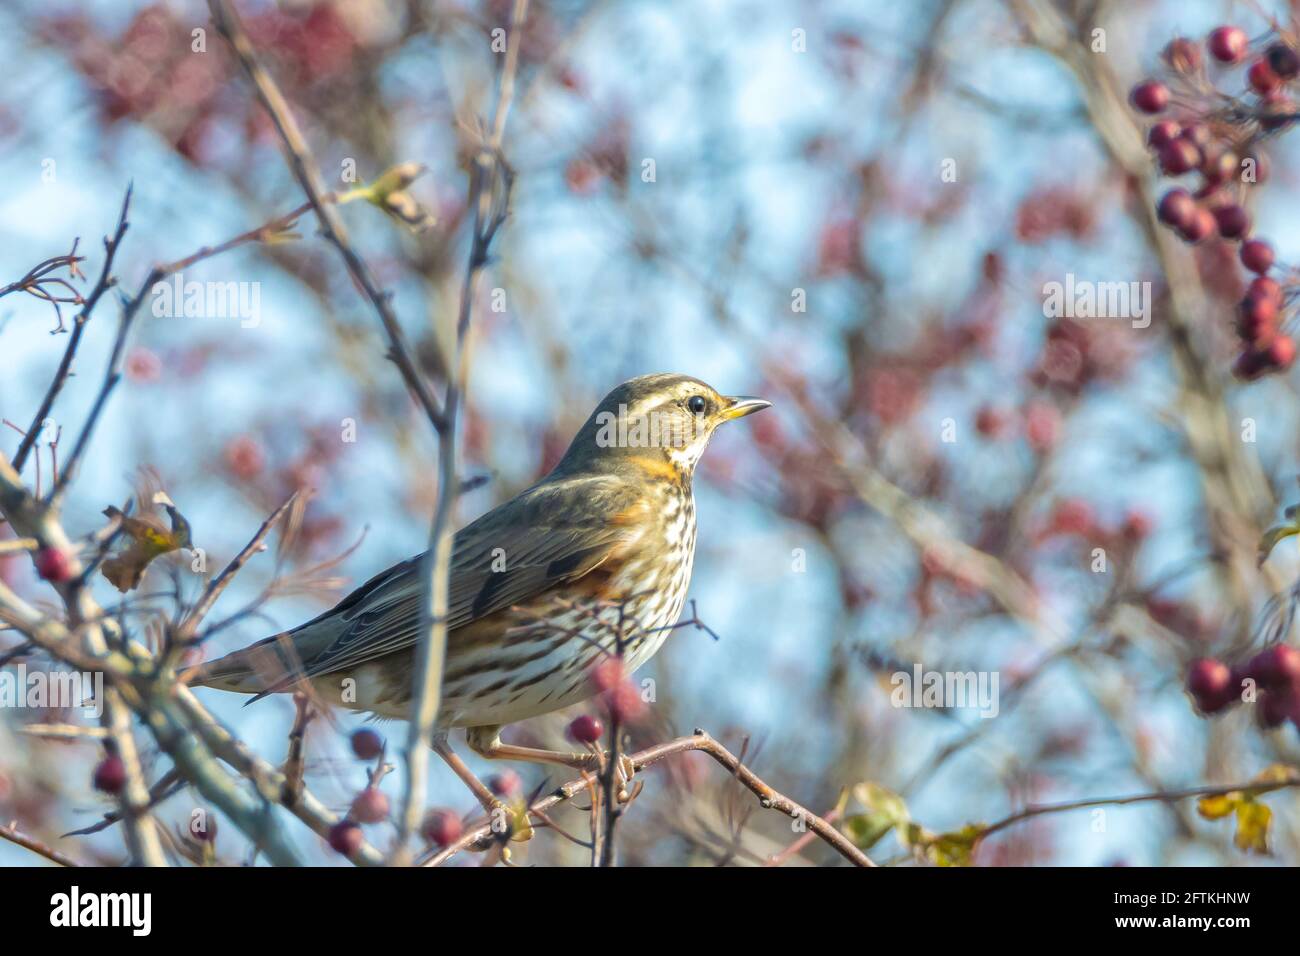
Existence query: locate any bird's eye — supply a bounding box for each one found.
[687,395,708,415]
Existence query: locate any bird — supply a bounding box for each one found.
[188,373,770,782]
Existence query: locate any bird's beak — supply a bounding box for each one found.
[721,396,773,421]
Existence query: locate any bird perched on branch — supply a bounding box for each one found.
[189,373,769,777]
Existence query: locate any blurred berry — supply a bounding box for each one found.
[1147,120,1180,149]
[93,755,127,794]
[421,809,462,848]
[1212,204,1250,239]
[125,347,161,383]
[1130,80,1169,113]
[1241,239,1274,274]
[590,658,625,692]
[350,729,384,760]
[604,680,647,723]
[1267,43,1300,79]
[1248,58,1281,94]
[1158,139,1200,175]
[1248,644,1300,690]
[1187,658,1236,714]
[35,547,72,583]
[1156,189,1195,231]
[1179,207,1216,243]
[350,787,389,824]
[488,770,522,799]
[223,436,265,480]
[328,821,364,855]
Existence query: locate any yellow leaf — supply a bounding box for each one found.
[1196,794,1238,820]
[1253,764,1296,785]
[1234,799,1271,854]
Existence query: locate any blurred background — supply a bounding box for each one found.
[3,0,1300,866]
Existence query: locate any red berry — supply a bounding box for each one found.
[1130,80,1169,113]
[328,820,364,855]
[35,547,72,583]
[488,770,521,799]
[1248,644,1300,689]
[350,729,384,760]
[1156,188,1196,230]
[92,755,127,794]
[1249,58,1281,94]
[1179,207,1216,243]
[1243,289,1280,320]
[1213,203,1250,239]
[1187,658,1236,713]
[1147,120,1181,149]
[1201,149,1240,186]
[567,714,604,744]
[421,809,462,847]
[1237,294,1278,343]
[1208,26,1248,64]
[1248,276,1282,304]
[1158,138,1200,175]
[350,787,389,824]
[1268,335,1297,371]
[1241,239,1275,273]
[1180,123,1213,149]
[1259,690,1290,727]
[604,680,647,723]
[1267,43,1300,79]
[1163,38,1202,73]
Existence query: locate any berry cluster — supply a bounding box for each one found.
[1186,644,1300,729]
[1130,26,1297,379]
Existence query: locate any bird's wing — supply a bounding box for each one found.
[288,474,648,682]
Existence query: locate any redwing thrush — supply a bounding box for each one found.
[191,373,769,775]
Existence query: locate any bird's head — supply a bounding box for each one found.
[556,373,771,480]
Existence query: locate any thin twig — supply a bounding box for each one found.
[0,823,82,867]
[13,188,131,473]
[206,0,446,431]
[421,730,874,868]
[396,0,528,863]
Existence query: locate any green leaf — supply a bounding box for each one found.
[841,783,910,850]
[927,824,984,867]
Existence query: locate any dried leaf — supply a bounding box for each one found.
[99,491,193,594]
